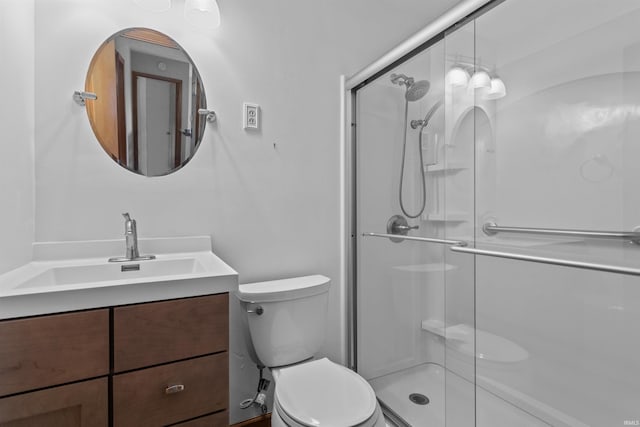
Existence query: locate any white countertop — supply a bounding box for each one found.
[0,236,238,320]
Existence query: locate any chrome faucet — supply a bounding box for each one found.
[108,213,156,262]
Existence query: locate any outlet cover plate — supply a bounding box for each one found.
[243,103,260,130]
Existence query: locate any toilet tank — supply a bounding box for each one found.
[237,275,331,367]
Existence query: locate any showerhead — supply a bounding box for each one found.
[390,73,430,102]
[405,80,430,102]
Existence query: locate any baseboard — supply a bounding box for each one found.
[230,413,271,427]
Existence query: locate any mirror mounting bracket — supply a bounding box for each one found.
[73,91,98,106]
[198,108,217,123]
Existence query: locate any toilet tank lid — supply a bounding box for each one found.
[237,275,330,303]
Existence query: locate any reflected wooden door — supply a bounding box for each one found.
[85,40,123,163]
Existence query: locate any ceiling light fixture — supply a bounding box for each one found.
[446,66,470,88]
[447,59,507,101]
[484,77,507,100]
[468,70,491,91]
[133,0,171,12]
[184,0,221,29]
[133,0,221,29]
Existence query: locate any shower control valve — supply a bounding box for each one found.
[387,214,419,243]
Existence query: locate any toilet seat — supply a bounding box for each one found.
[273,358,380,427]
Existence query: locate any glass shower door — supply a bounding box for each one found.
[467,0,640,425]
[354,37,473,426]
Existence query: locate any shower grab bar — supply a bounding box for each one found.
[364,231,640,276]
[362,232,467,247]
[450,246,640,277]
[483,221,640,244]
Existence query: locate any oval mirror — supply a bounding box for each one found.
[85,28,207,176]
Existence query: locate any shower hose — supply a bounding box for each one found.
[399,99,427,218]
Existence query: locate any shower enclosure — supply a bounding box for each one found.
[346,0,640,425]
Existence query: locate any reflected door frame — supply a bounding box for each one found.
[131,71,183,172]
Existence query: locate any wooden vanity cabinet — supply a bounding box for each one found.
[0,293,229,427]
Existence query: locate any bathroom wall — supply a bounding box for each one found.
[0,0,35,275]
[25,0,463,422]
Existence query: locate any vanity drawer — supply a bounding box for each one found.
[0,378,108,427]
[113,353,228,427]
[0,309,109,397]
[113,293,228,372]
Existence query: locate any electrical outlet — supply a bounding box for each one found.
[243,103,260,130]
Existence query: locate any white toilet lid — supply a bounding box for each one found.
[275,358,377,426]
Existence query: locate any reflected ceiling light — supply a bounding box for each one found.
[133,0,171,12]
[484,77,507,100]
[446,66,470,88]
[184,0,221,29]
[468,70,491,92]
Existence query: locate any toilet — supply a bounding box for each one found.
[237,275,384,427]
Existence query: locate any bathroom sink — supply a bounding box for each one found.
[15,257,205,289]
[0,236,238,320]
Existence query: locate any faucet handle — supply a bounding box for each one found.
[122,212,136,234]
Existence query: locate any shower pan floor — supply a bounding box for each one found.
[369,363,446,426]
[368,363,550,427]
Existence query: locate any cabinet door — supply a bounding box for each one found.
[0,378,107,427]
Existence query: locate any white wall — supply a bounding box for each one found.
[0,0,35,275]
[27,0,462,422]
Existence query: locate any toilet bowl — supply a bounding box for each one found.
[271,358,384,427]
[237,275,384,427]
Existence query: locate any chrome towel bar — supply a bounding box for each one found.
[483,221,640,245]
[450,246,640,277]
[362,232,467,247]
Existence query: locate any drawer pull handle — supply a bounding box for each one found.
[165,384,185,395]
